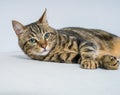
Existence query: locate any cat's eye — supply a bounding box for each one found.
[44,33,50,39]
[29,38,36,43]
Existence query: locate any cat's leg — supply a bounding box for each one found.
[99,55,119,70]
[80,42,99,69]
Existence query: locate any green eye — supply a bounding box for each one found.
[44,33,50,39]
[29,38,36,43]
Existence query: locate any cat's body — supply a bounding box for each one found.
[12,9,120,70]
[42,27,120,62]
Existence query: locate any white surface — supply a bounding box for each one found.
[0,0,120,52]
[0,52,120,95]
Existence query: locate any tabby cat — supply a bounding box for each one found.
[12,9,120,70]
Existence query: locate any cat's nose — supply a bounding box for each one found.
[39,40,47,49]
[41,43,47,49]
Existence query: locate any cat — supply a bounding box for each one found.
[12,9,120,70]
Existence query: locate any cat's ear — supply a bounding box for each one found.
[39,9,48,24]
[12,20,25,37]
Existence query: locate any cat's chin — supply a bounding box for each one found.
[33,50,50,56]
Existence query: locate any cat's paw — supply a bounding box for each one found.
[100,55,119,70]
[80,59,99,69]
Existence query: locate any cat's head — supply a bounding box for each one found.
[12,9,57,59]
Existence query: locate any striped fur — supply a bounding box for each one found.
[12,9,120,70]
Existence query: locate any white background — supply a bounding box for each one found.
[0,0,120,52]
[0,1,120,95]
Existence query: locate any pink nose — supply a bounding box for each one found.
[39,40,47,49]
[41,43,47,49]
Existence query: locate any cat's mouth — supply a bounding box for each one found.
[34,49,50,56]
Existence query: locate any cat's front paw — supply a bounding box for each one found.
[80,59,99,69]
[100,55,119,70]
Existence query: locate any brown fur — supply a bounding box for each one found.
[12,9,120,70]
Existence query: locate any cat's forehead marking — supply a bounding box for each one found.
[27,24,39,34]
[25,23,51,40]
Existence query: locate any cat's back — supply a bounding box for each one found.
[58,27,119,41]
